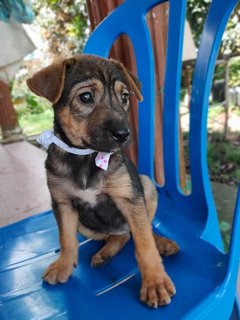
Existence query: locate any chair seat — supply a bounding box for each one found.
[0,209,228,320]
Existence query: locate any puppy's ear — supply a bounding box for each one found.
[26,60,66,104]
[110,59,143,102]
[126,70,143,102]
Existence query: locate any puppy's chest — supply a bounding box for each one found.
[48,153,128,234]
[71,186,128,234]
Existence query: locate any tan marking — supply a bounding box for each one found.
[114,80,128,91]
[69,79,104,104]
[109,59,143,101]
[91,233,130,267]
[47,173,70,203]
[114,80,130,109]
[104,166,134,199]
[57,107,89,146]
[43,205,79,285]
[140,175,158,221]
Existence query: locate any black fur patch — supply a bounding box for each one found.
[72,195,128,234]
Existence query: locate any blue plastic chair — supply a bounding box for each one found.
[0,0,240,319]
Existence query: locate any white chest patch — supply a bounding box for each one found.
[73,188,100,206]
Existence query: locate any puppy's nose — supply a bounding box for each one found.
[112,128,130,143]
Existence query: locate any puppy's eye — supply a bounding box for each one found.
[79,92,94,104]
[121,91,129,104]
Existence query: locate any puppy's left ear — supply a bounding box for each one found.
[26,60,66,104]
[110,59,143,102]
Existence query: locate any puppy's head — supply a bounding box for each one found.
[27,55,143,152]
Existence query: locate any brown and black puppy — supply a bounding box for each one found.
[27,54,179,308]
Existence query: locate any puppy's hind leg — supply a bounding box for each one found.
[91,233,130,268]
[153,234,179,256]
[140,175,180,257]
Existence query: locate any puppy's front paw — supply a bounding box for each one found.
[42,258,74,285]
[140,272,176,308]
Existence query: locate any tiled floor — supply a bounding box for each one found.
[0,141,51,226]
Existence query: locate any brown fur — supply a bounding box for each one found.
[27,54,179,308]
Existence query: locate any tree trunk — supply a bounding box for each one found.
[0,80,23,143]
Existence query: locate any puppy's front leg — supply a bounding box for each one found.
[43,204,79,285]
[113,197,176,308]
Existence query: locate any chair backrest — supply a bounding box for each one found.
[84,0,239,249]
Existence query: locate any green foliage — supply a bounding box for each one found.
[180,88,187,102]
[213,57,240,87]
[12,81,53,135]
[32,0,89,56]
[18,109,53,135]
[10,1,89,136]
[221,5,240,56]
[187,1,240,56]
[235,168,240,180]
[184,130,240,187]
[219,221,231,251]
[213,64,225,82]
[16,94,46,116]
[229,58,240,87]
[186,0,211,48]
[220,220,231,233]
[208,105,223,120]
[207,132,240,185]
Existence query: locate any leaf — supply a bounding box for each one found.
[220,221,231,232]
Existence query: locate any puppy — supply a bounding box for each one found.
[27,54,179,308]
